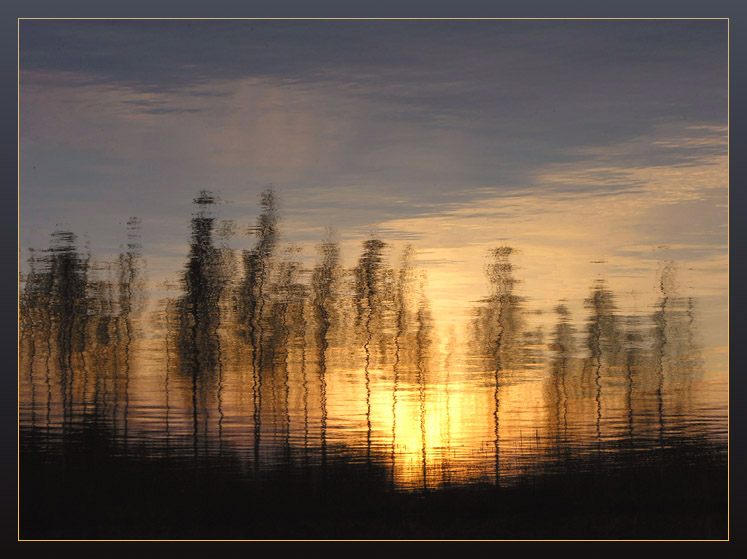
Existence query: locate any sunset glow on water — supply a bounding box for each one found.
[19,19,727,539]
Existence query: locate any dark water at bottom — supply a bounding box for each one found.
[19,415,727,540]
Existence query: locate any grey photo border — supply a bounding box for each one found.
[5,0,741,545]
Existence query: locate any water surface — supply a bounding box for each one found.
[18,20,728,539]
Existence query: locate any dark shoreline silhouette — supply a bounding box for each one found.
[19,421,726,540]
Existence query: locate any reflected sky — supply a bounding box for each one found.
[19,21,728,483]
[20,20,727,357]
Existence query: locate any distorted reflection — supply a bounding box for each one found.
[19,188,722,492]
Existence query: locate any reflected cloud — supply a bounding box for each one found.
[19,20,727,512]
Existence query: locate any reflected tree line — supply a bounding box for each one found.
[157,189,435,468]
[19,187,704,478]
[468,245,703,480]
[19,219,144,445]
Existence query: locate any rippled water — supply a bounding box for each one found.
[18,190,727,495]
[18,20,729,539]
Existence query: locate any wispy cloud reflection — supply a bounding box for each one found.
[19,20,727,496]
[372,125,726,349]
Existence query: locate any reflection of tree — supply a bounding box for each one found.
[545,303,575,454]
[470,247,525,370]
[620,316,645,445]
[232,187,281,465]
[170,190,228,455]
[266,246,308,457]
[649,263,702,444]
[116,218,145,447]
[176,191,224,363]
[391,246,416,482]
[354,238,388,345]
[312,229,341,468]
[584,279,622,366]
[415,279,433,491]
[49,231,91,426]
[238,187,279,344]
[20,248,54,433]
[20,222,144,439]
[582,279,621,450]
[469,246,525,486]
[354,237,388,464]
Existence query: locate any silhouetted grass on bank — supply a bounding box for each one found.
[19,426,726,540]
